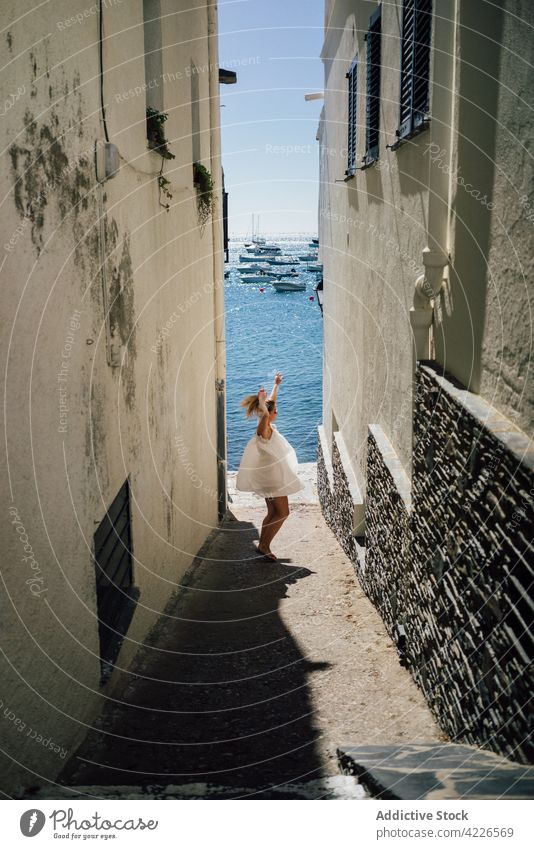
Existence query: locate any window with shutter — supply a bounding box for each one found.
[396,0,432,144]
[346,58,358,177]
[363,5,382,167]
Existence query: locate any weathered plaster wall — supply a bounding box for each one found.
[430,0,533,429]
[1,0,221,792]
[319,0,428,489]
[479,4,534,431]
[320,0,533,495]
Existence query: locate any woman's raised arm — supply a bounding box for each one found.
[256,388,271,438]
[269,372,283,402]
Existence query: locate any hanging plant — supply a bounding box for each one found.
[146,107,175,160]
[193,162,214,225]
[157,168,173,211]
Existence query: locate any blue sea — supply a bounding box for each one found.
[225,234,323,471]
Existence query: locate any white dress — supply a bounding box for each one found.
[236,424,304,498]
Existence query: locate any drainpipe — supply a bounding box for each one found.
[410,0,458,359]
[207,0,227,521]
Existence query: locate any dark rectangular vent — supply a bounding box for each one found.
[94,479,138,683]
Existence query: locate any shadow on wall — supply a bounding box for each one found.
[436,2,503,392]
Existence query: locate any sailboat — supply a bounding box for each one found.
[244,214,267,247]
[243,214,283,254]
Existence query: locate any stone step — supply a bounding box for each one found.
[337,743,534,800]
[22,774,365,800]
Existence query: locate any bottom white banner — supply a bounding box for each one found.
[2,799,532,848]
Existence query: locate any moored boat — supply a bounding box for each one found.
[240,271,276,283]
[246,243,281,254]
[314,277,323,312]
[268,269,299,279]
[264,256,296,266]
[272,278,306,292]
[239,253,281,262]
[238,262,272,272]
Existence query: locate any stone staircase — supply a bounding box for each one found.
[22,774,365,800]
[21,743,533,800]
[337,743,534,800]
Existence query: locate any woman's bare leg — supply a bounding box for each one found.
[258,496,289,554]
[259,499,277,551]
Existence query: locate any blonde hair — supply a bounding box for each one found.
[241,394,275,417]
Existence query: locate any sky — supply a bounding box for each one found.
[218,0,324,235]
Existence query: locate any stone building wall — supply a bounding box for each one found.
[318,362,534,764]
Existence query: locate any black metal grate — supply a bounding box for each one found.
[364,6,382,166]
[94,479,138,682]
[398,0,432,141]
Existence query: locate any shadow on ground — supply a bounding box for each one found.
[58,511,330,795]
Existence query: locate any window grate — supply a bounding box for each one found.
[397,0,432,143]
[364,6,382,167]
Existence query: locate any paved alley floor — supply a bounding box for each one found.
[55,467,441,799]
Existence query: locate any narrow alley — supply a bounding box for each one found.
[46,468,440,799]
[1,0,533,835]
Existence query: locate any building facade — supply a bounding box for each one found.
[318,0,533,762]
[0,0,226,792]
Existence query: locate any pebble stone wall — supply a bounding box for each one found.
[317,426,360,569]
[318,362,534,763]
[365,425,412,666]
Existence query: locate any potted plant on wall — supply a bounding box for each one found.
[146,107,175,210]
[193,161,214,225]
[146,107,175,160]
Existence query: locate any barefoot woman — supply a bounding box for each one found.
[236,373,303,561]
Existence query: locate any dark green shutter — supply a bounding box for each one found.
[399,0,416,137]
[364,6,382,165]
[398,0,432,140]
[413,0,432,122]
[347,58,358,176]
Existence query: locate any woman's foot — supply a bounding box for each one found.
[256,544,278,562]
